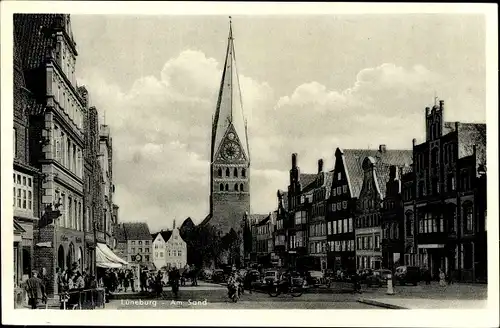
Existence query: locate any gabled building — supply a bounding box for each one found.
[355,149,412,270]
[151,230,172,270]
[253,213,276,267]
[244,213,268,264]
[327,146,412,272]
[15,14,86,296]
[403,99,486,282]
[286,153,317,269]
[274,190,288,267]
[122,222,153,268]
[304,160,333,271]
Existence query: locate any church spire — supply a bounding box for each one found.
[211,17,249,162]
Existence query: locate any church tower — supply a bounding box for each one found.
[208,19,250,235]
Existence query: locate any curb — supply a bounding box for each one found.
[357,299,408,309]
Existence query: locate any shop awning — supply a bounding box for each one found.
[96,243,129,268]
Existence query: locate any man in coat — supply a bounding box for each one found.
[24,270,47,309]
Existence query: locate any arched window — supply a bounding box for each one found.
[405,211,414,237]
[226,168,230,177]
[225,184,229,191]
[217,168,222,177]
[220,183,224,191]
[234,168,238,177]
[234,184,238,191]
[242,168,246,177]
[240,183,244,192]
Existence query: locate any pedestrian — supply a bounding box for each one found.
[424,268,431,285]
[24,270,47,309]
[140,269,146,292]
[169,266,181,298]
[127,269,135,292]
[124,271,130,292]
[439,269,447,287]
[447,269,454,285]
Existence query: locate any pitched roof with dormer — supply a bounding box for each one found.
[151,230,173,243]
[339,148,413,198]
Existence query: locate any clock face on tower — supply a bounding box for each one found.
[222,141,241,160]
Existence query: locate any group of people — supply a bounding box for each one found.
[101,268,137,293]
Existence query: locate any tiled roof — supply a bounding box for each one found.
[113,223,127,243]
[151,230,173,243]
[14,14,76,71]
[122,222,152,241]
[300,173,317,190]
[199,213,212,226]
[457,123,486,166]
[340,148,413,198]
[180,217,195,230]
[256,215,271,227]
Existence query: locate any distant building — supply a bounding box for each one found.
[164,221,187,269]
[122,222,153,269]
[151,230,172,270]
[253,213,276,267]
[112,223,128,262]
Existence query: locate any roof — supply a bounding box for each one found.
[457,123,486,167]
[301,171,334,198]
[14,14,77,71]
[122,222,152,241]
[256,214,271,227]
[248,214,268,225]
[200,213,212,226]
[113,224,127,243]
[211,23,249,162]
[300,173,317,190]
[340,148,413,198]
[151,230,173,243]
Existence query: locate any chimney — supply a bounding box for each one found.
[292,153,297,168]
[379,144,387,153]
[412,138,417,147]
[455,121,459,131]
[318,159,324,173]
[439,100,444,111]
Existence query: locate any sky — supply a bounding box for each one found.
[70,14,486,232]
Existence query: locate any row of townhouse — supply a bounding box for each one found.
[13,14,120,298]
[245,99,486,282]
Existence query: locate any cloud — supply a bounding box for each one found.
[79,56,484,232]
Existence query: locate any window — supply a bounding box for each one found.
[168,251,171,257]
[375,235,380,249]
[337,186,341,194]
[226,168,230,177]
[342,185,347,194]
[131,241,135,245]
[405,211,414,237]
[464,203,473,233]
[138,248,142,253]
[225,184,229,191]
[343,219,348,232]
[337,202,341,210]
[242,168,246,177]
[218,168,222,177]
[332,203,336,212]
[348,218,353,232]
[337,220,342,234]
[13,172,34,215]
[220,183,224,191]
[131,248,135,253]
[332,221,337,234]
[337,172,341,180]
[145,255,149,262]
[342,201,347,209]
[145,248,149,252]
[240,183,244,191]
[178,251,182,257]
[357,237,361,250]
[234,184,238,191]
[139,241,143,245]
[418,182,425,197]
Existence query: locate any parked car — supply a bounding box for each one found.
[201,269,213,280]
[212,269,225,283]
[394,266,420,286]
[365,269,392,287]
[263,270,281,285]
[306,271,324,286]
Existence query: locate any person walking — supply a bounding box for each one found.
[25,270,47,309]
[439,268,447,287]
[169,266,181,298]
